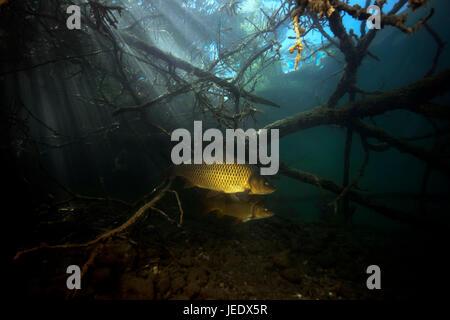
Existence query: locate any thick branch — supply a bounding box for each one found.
[265,69,450,137]
[381,8,434,34]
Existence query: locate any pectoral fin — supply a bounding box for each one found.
[229,194,240,202]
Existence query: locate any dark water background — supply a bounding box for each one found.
[3,0,450,300]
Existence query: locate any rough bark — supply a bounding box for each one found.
[264,69,450,137]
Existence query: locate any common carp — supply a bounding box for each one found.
[202,195,274,223]
[172,163,275,195]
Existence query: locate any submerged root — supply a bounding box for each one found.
[289,15,304,70]
[13,177,183,273]
[290,0,336,70]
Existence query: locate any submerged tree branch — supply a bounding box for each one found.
[14,177,179,260]
[279,163,447,229]
[120,32,281,108]
[352,119,450,175]
[264,69,450,138]
[424,22,447,77]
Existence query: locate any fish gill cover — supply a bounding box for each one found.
[1,0,450,302]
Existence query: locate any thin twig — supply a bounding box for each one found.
[169,190,184,227]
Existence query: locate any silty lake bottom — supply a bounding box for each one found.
[2,0,450,300]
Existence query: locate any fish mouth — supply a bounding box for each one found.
[264,211,275,218]
[264,180,276,194]
[262,188,276,195]
[252,205,274,219]
[249,188,275,195]
[255,213,274,220]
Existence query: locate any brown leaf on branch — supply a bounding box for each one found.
[409,0,428,11]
